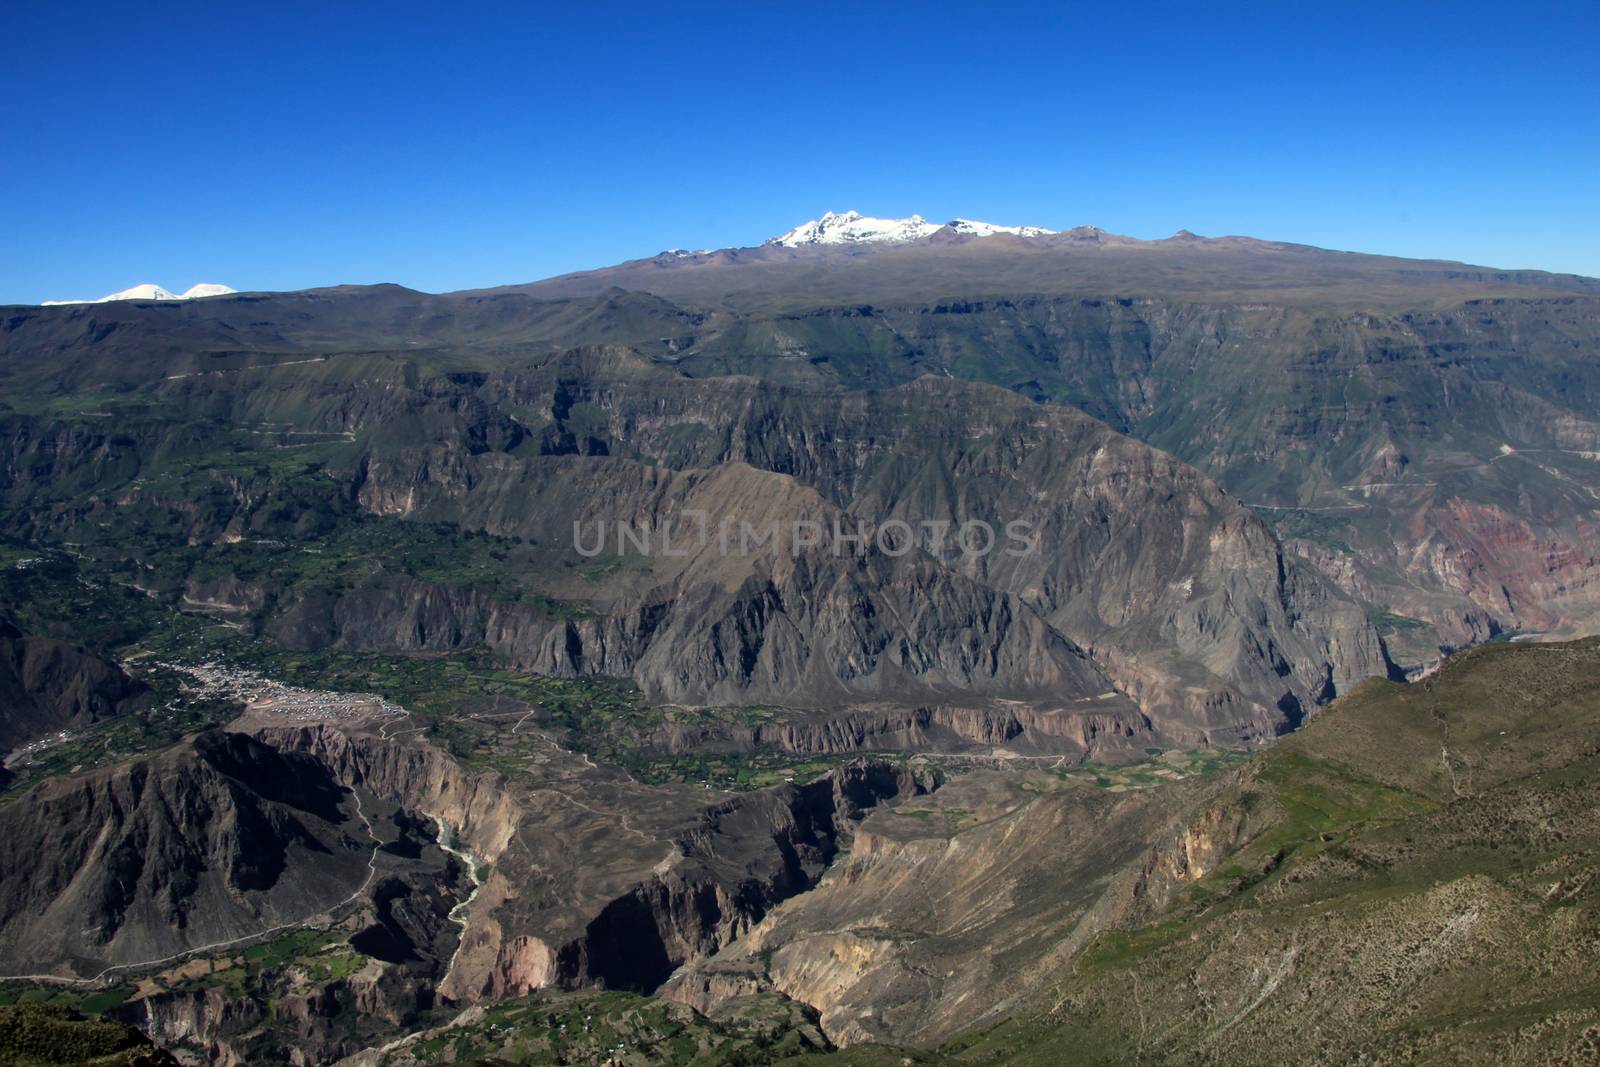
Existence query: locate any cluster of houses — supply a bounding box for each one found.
[158,660,408,724]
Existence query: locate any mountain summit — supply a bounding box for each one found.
[766,210,1057,247]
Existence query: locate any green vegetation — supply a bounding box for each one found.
[0,985,138,1017]
[46,456,592,613]
[0,1003,171,1066]
[0,682,238,804]
[0,550,184,657]
[0,539,877,797]
[629,744,879,791]
[1052,745,1250,792]
[205,643,879,789]
[0,930,365,1014]
[1261,506,1358,553]
[0,557,247,800]
[161,929,367,1001]
[1364,605,1430,634]
[373,988,838,1066]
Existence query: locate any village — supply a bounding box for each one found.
[155,660,409,726]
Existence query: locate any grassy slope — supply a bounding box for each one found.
[369,641,1600,1065]
[938,639,1600,1064]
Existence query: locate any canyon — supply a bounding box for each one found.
[1,225,1598,1063]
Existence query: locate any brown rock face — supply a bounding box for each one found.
[439,761,934,1002]
[647,702,1156,759]
[251,722,523,865]
[0,618,145,750]
[662,767,1248,1047]
[0,332,1377,748]
[1408,497,1600,634]
[330,356,1391,741]
[0,731,371,977]
[251,722,932,1005]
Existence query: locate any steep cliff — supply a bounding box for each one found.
[246,721,932,1004]
[339,358,1391,738]
[0,730,373,977]
[661,765,1247,1047]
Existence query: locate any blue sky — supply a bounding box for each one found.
[3,0,1596,304]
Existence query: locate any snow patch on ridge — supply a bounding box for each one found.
[947,218,1058,238]
[767,210,1057,248]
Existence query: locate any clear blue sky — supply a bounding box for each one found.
[3,0,1596,304]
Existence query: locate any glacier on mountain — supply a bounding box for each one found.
[766,210,1057,247]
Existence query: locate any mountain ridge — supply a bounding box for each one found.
[22,219,1600,310]
[477,226,1600,312]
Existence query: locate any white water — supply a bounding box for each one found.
[434,819,486,990]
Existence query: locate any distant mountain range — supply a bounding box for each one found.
[32,207,1600,307]
[42,282,235,306]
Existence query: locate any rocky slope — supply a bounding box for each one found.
[252,718,933,1003]
[0,327,1394,751]
[630,292,1600,660]
[0,700,935,1063]
[0,730,374,977]
[661,761,1248,1046]
[665,637,1600,1062]
[2,634,1595,1065]
[0,227,1596,1063]
[490,226,1600,309]
[5,230,1598,678]
[477,238,1600,664]
[0,618,145,749]
[329,353,1391,741]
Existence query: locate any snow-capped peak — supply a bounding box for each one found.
[180,283,235,299]
[767,211,942,247]
[42,282,236,306]
[766,210,1057,248]
[98,283,179,302]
